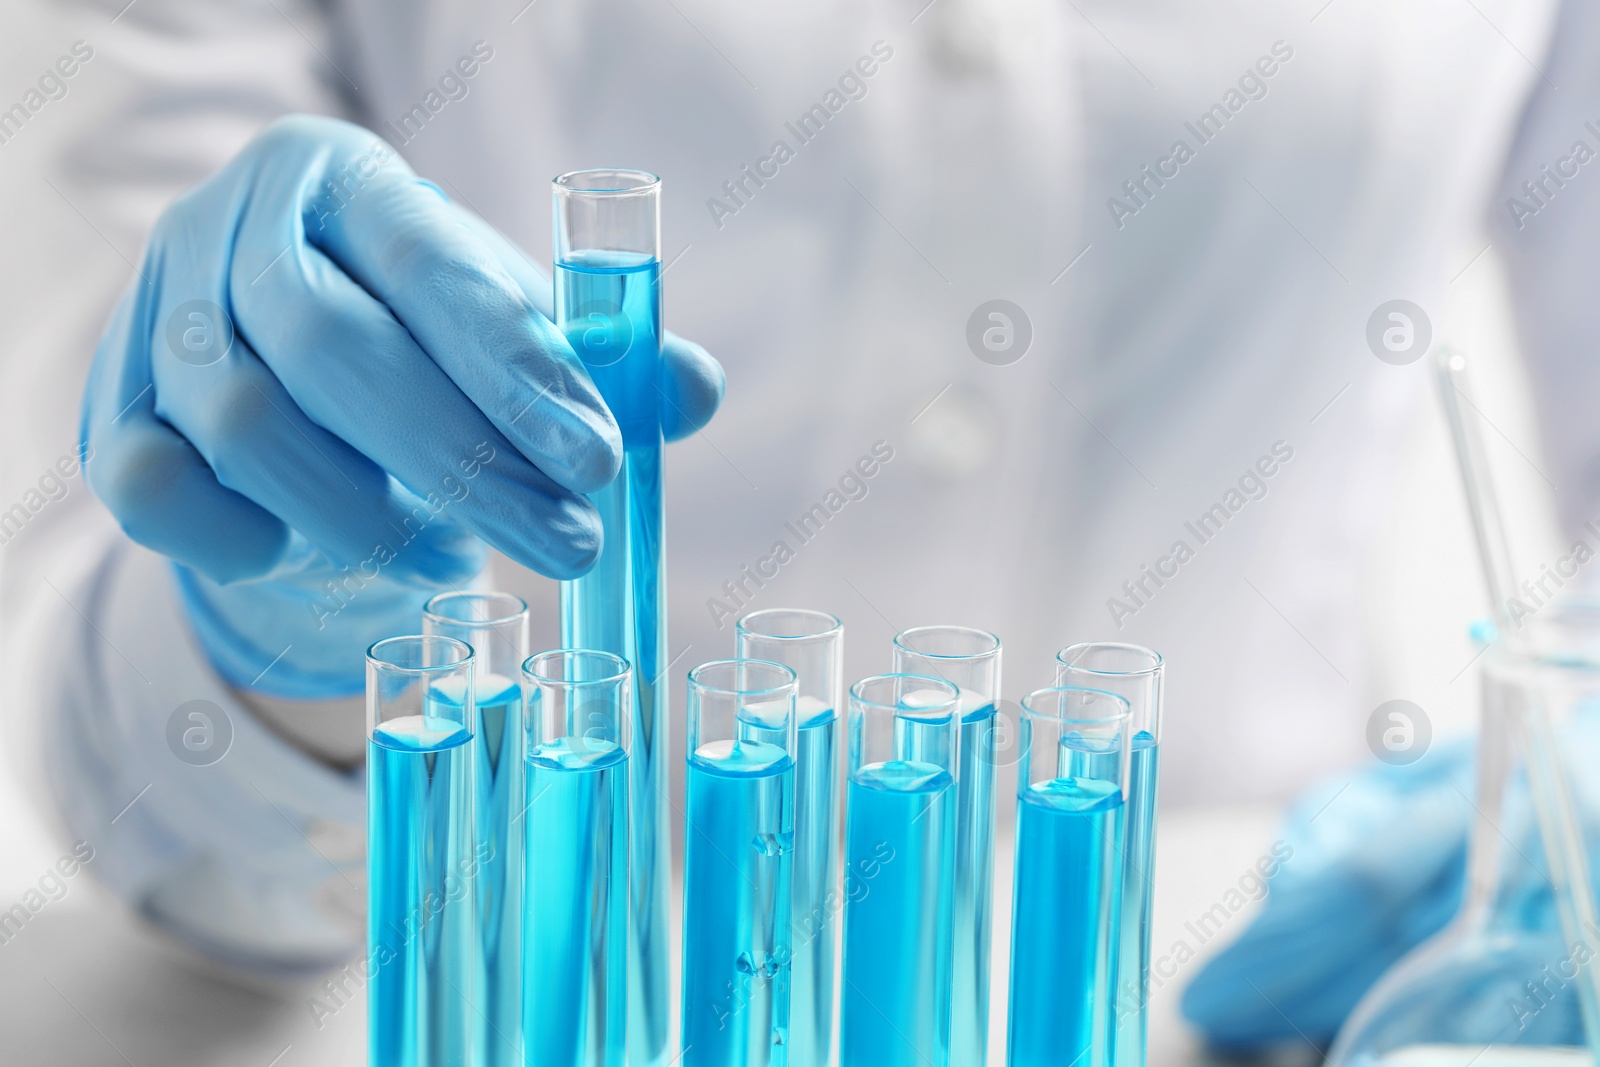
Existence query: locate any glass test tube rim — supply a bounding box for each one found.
[1056,640,1162,742]
[367,633,475,673]
[1019,684,1131,737]
[365,634,475,737]
[735,611,844,724]
[422,590,530,628]
[422,592,529,689]
[687,658,799,758]
[735,607,844,645]
[848,673,962,779]
[892,624,1002,662]
[1019,684,1132,801]
[553,168,661,197]
[849,671,962,717]
[687,657,799,700]
[523,647,633,755]
[524,647,633,687]
[1054,641,1163,678]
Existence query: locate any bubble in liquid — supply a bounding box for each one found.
[751,832,793,857]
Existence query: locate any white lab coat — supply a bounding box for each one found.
[0,0,1581,970]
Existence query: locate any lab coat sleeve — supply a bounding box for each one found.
[44,540,366,976]
[12,0,370,974]
[1493,0,1600,545]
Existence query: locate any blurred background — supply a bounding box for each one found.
[0,0,1580,1062]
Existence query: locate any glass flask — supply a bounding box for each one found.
[1329,604,1600,1066]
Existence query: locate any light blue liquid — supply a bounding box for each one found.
[473,675,525,1067]
[1113,736,1159,1067]
[789,698,839,1067]
[841,761,956,1067]
[1007,771,1124,1067]
[681,739,795,1067]
[953,703,997,1067]
[556,251,669,1066]
[556,253,662,450]
[524,737,629,1067]
[369,715,477,1067]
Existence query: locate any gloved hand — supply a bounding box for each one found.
[1180,742,1473,1048]
[82,114,723,697]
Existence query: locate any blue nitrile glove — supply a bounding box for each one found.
[1180,742,1473,1048]
[82,114,723,697]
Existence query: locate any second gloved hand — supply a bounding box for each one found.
[1180,744,1473,1048]
[82,114,724,697]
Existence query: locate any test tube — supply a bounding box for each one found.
[1006,686,1130,1067]
[367,635,477,1067]
[891,626,1002,1067]
[553,167,670,1067]
[423,591,529,1067]
[522,649,632,1067]
[736,609,845,1067]
[680,658,798,1067]
[1056,643,1163,1066]
[839,673,961,1067]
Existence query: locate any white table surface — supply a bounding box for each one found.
[0,804,1325,1066]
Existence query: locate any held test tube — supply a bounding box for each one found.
[736,610,846,1067]
[367,636,478,1067]
[1007,687,1130,1067]
[522,650,632,1067]
[891,627,1002,1067]
[423,592,530,1067]
[840,674,961,1067]
[1056,644,1163,1067]
[681,659,798,1067]
[553,168,670,1065]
